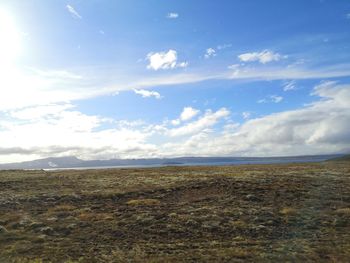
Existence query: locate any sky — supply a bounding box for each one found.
[0,0,350,163]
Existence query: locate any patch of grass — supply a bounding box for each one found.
[279,207,298,216]
[334,208,350,215]
[48,204,76,213]
[126,198,161,206]
[77,212,114,221]
[230,220,248,229]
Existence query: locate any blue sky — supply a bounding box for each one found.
[0,0,350,163]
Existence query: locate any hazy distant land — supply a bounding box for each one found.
[0,154,341,170]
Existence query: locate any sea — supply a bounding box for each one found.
[44,155,336,171]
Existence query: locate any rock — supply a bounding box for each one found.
[33,235,47,243]
[0,225,8,233]
[185,219,200,227]
[203,221,221,229]
[136,216,155,225]
[67,223,76,230]
[168,212,177,218]
[254,224,267,230]
[19,216,33,226]
[245,194,261,202]
[334,218,348,227]
[29,222,45,229]
[39,226,54,235]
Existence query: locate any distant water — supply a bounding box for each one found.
[44,155,333,171]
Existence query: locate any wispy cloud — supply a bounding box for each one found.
[217,44,232,50]
[133,89,162,99]
[204,48,216,59]
[258,95,283,104]
[2,61,350,112]
[146,50,188,70]
[10,104,75,120]
[66,4,82,19]
[283,80,297,91]
[167,13,179,19]
[238,50,284,64]
[242,112,251,120]
[227,63,350,80]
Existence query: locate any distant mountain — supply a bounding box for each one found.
[0,154,342,170]
[0,156,84,169]
[325,154,350,162]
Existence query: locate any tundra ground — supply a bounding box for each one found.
[0,162,349,262]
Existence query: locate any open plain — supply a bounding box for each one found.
[0,161,350,262]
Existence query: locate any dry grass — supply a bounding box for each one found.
[0,162,349,262]
[335,208,350,215]
[48,204,76,212]
[279,207,298,216]
[77,212,114,221]
[126,198,161,206]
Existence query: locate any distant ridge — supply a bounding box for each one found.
[325,154,350,162]
[0,154,341,170]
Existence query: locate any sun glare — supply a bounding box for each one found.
[0,8,21,68]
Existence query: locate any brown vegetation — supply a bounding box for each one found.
[0,162,350,262]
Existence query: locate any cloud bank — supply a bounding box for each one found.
[1,81,349,163]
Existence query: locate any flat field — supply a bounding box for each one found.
[0,162,349,262]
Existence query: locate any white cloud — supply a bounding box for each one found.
[0,67,100,111]
[238,50,283,64]
[146,50,188,70]
[133,89,162,99]
[170,107,200,126]
[171,119,181,126]
[10,104,75,120]
[160,82,350,157]
[177,61,189,68]
[0,105,155,163]
[346,13,350,19]
[258,95,283,104]
[204,48,216,59]
[66,5,82,19]
[30,68,83,79]
[227,82,350,155]
[283,80,297,91]
[147,50,177,70]
[217,44,232,50]
[228,64,240,69]
[2,61,350,112]
[167,108,230,137]
[1,81,350,163]
[180,107,200,121]
[242,112,251,120]
[271,95,283,103]
[167,13,179,19]
[227,63,350,80]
